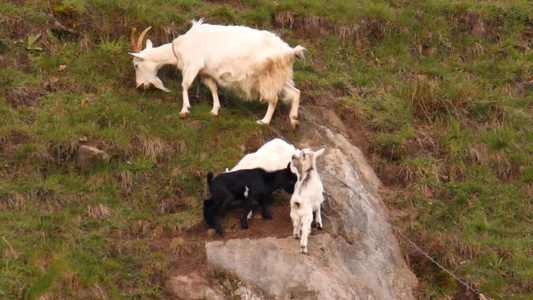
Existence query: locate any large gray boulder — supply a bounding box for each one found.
[205,127,417,299]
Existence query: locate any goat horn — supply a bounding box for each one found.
[130,28,138,52]
[135,26,152,53]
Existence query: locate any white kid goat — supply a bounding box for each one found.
[290,148,325,254]
[129,20,305,129]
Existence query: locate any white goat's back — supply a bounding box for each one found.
[173,21,303,100]
[230,138,297,172]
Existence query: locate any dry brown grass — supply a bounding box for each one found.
[87,203,111,220]
[1,192,27,211]
[272,12,329,38]
[134,134,169,162]
[117,169,133,196]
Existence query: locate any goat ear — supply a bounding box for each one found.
[150,76,171,92]
[286,162,292,170]
[129,52,145,60]
[315,148,325,157]
[292,149,301,160]
[145,39,153,49]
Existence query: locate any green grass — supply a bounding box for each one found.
[1,0,532,299]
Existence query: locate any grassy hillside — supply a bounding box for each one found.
[1,0,532,299]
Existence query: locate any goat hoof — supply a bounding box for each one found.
[209,111,218,116]
[317,224,323,230]
[179,111,190,117]
[263,213,273,220]
[241,223,249,229]
[256,120,268,125]
[291,120,299,129]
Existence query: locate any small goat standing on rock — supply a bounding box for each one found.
[290,148,325,254]
[204,163,298,235]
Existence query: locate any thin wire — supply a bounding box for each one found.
[318,165,484,298]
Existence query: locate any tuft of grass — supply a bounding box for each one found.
[209,5,237,24]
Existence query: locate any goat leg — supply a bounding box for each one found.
[315,205,323,230]
[300,214,313,254]
[241,196,255,229]
[261,197,273,220]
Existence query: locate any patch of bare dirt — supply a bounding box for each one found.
[169,198,294,273]
[6,87,44,108]
[161,196,301,298]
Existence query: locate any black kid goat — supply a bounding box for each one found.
[203,163,297,235]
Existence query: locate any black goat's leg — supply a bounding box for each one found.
[212,193,233,235]
[241,196,255,229]
[261,196,273,220]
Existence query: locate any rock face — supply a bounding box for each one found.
[205,127,418,299]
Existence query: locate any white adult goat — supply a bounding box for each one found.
[129,20,305,128]
[290,148,325,254]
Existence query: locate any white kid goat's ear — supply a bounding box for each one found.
[315,148,325,157]
[129,52,145,60]
[145,39,153,49]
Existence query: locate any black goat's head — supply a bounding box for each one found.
[281,162,298,194]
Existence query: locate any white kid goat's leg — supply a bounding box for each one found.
[300,214,313,254]
[202,76,221,116]
[290,204,301,239]
[283,84,300,129]
[315,204,323,230]
[179,67,200,117]
[258,97,278,125]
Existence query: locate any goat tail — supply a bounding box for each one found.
[292,45,306,59]
[191,18,204,27]
[207,172,214,184]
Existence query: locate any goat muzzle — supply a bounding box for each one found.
[136,82,151,89]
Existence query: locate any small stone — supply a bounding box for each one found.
[77,145,110,170]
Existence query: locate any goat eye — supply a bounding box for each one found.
[134,64,138,68]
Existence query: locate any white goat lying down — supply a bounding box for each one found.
[129,20,305,128]
[290,148,325,254]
